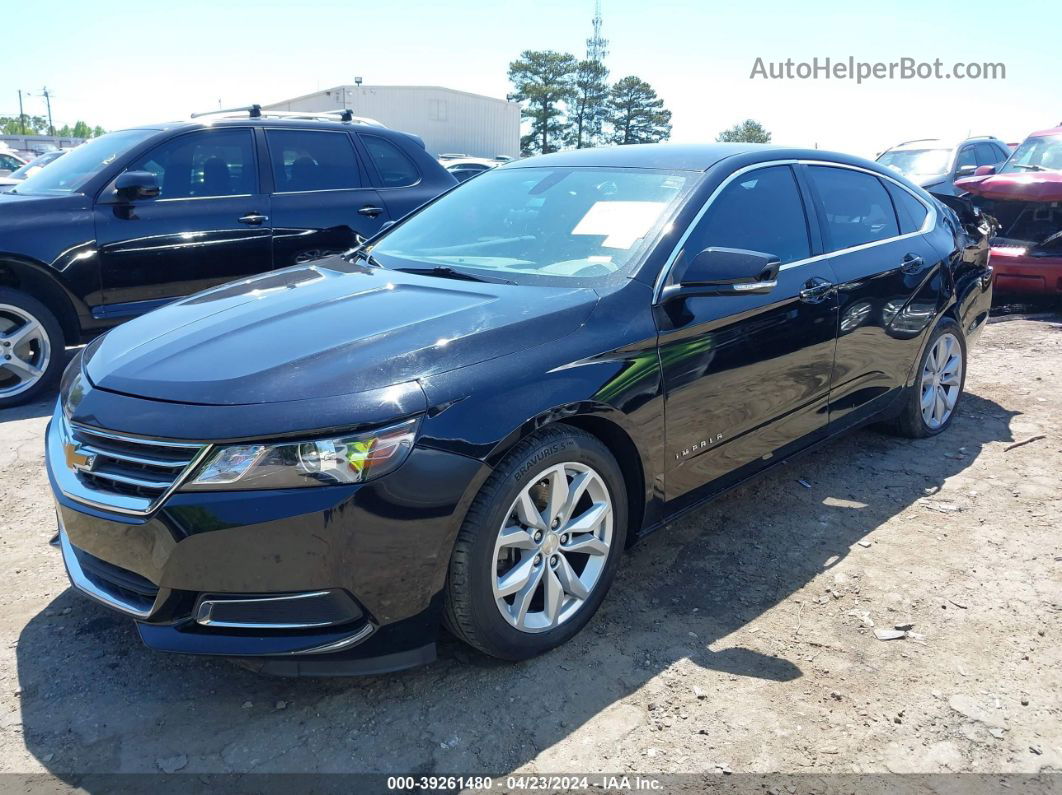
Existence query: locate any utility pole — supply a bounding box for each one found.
[17,90,25,135]
[41,86,54,136]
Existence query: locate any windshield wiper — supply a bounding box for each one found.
[394,266,515,285]
[1011,163,1045,171]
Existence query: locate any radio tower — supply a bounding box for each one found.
[586,0,607,63]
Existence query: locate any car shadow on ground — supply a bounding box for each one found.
[14,394,1017,780]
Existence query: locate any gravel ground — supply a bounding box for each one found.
[0,316,1059,785]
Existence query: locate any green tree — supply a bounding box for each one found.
[0,115,49,135]
[567,59,610,149]
[91,125,106,138]
[508,50,578,155]
[716,119,772,143]
[72,120,93,138]
[607,76,672,145]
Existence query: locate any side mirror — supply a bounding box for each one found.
[973,165,997,177]
[114,170,160,201]
[661,247,780,302]
[955,164,979,178]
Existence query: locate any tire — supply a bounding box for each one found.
[444,424,628,660]
[0,288,66,409]
[887,316,967,438]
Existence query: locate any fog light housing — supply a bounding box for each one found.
[194,590,363,629]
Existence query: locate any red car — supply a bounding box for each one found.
[955,125,1062,298]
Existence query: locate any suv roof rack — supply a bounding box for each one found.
[190,104,385,127]
[895,138,943,147]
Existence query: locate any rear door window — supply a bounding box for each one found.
[974,143,1004,166]
[808,166,900,251]
[684,165,811,265]
[361,135,420,188]
[266,130,361,192]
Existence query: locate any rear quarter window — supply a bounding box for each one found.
[884,181,930,235]
[361,135,420,188]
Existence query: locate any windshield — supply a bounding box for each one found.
[999,134,1062,174]
[371,167,693,286]
[7,151,64,180]
[13,129,157,195]
[877,148,953,179]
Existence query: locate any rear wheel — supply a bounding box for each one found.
[888,317,966,438]
[0,288,65,409]
[444,425,628,660]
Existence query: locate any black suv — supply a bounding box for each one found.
[0,106,456,407]
[48,144,994,674]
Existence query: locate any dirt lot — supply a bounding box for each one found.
[0,316,1059,786]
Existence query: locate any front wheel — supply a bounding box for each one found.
[444,425,628,660]
[888,317,967,438]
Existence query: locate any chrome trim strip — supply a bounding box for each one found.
[58,526,155,619]
[195,591,338,629]
[86,468,174,491]
[76,443,193,469]
[294,622,376,655]
[652,158,938,302]
[70,422,204,450]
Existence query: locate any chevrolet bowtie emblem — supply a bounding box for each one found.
[63,441,97,473]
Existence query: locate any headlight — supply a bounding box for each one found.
[184,418,420,490]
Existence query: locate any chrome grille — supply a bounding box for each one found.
[55,412,210,515]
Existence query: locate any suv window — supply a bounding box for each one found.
[956,146,977,171]
[883,181,929,235]
[685,165,810,265]
[266,130,361,192]
[974,142,1003,166]
[362,135,420,188]
[809,166,899,250]
[129,129,256,199]
[0,154,22,171]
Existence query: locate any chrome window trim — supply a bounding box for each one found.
[155,193,255,203]
[652,158,937,302]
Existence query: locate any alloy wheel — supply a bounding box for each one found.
[492,462,614,633]
[920,332,963,430]
[0,304,51,400]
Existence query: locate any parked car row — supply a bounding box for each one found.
[0,149,66,191]
[877,125,1062,300]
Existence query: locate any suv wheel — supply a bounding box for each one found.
[888,317,967,438]
[444,424,628,660]
[0,288,65,408]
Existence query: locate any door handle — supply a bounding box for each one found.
[238,213,268,226]
[358,206,384,217]
[900,253,925,274]
[799,277,835,303]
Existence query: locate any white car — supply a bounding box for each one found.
[441,156,498,182]
[0,147,27,178]
[0,150,65,190]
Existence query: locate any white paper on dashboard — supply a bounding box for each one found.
[571,201,667,249]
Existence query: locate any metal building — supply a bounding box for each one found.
[263,85,520,160]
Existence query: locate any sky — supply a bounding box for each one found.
[1,0,1057,159]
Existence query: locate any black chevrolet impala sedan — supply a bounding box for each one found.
[46,143,993,675]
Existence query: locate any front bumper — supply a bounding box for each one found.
[991,246,1062,296]
[46,407,486,674]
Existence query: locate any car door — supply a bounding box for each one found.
[655,164,840,501]
[356,132,436,220]
[94,127,272,316]
[804,164,940,430]
[265,128,391,267]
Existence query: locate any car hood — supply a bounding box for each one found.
[955,171,1062,202]
[85,258,599,406]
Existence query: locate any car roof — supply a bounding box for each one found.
[1027,125,1062,138]
[885,136,1004,152]
[128,117,414,141]
[500,143,892,175]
